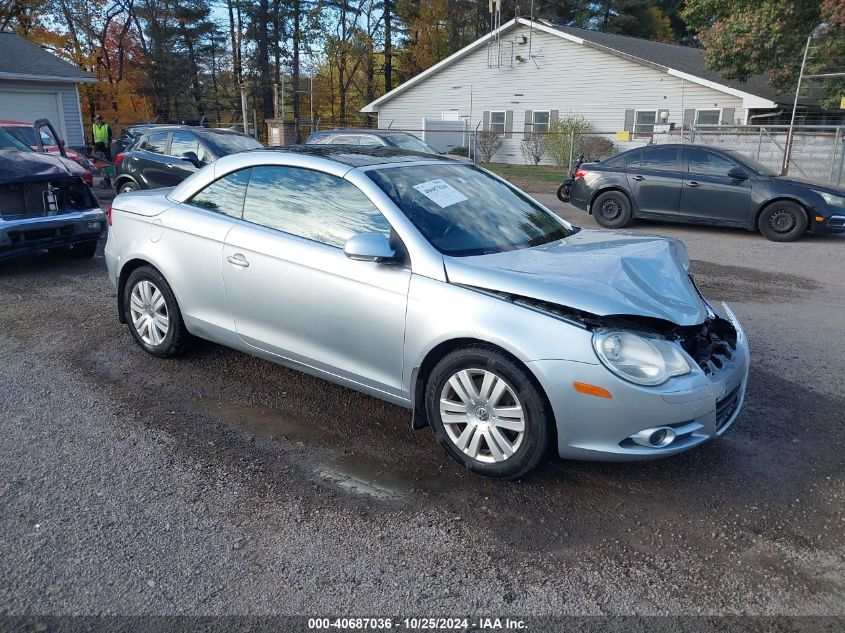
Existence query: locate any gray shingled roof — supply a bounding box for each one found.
[0,32,95,81]
[542,21,784,104]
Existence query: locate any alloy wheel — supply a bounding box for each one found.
[129,280,169,346]
[439,368,525,463]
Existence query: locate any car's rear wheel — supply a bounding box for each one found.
[118,181,139,194]
[123,266,187,357]
[592,191,632,228]
[425,346,553,479]
[758,201,807,242]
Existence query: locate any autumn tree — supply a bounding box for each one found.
[683,0,845,107]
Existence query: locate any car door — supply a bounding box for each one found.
[625,146,683,215]
[680,147,752,224]
[164,168,252,336]
[132,131,171,189]
[166,130,206,183]
[221,165,411,394]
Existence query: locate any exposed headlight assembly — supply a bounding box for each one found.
[813,190,845,208]
[593,329,691,386]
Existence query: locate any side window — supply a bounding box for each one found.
[169,131,200,159]
[330,135,360,145]
[357,135,383,147]
[187,168,251,218]
[626,150,642,169]
[142,132,168,154]
[640,146,679,171]
[687,148,736,176]
[242,166,391,248]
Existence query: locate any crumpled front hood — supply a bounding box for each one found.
[444,229,707,326]
[0,150,80,184]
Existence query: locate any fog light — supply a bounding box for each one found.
[630,426,677,448]
[87,221,101,231]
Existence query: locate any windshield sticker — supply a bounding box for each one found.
[412,179,468,208]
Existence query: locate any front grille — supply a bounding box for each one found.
[715,385,741,430]
[8,225,74,244]
[828,216,845,228]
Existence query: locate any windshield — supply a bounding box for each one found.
[0,128,33,152]
[2,126,39,147]
[367,163,574,256]
[203,132,263,156]
[723,150,779,176]
[385,134,438,155]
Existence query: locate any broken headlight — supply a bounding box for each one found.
[592,329,691,386]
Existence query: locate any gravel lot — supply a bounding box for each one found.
[1,189,843,619]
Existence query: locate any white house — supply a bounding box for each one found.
[361,18,785,146]
[0,31,96,147]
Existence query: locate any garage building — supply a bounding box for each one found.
[0,31,95,148]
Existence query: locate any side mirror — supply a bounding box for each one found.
[728,166,749,180]
[181,151,202,168]
[343,232,396,262]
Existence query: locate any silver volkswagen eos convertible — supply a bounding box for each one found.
[105,146,749,479]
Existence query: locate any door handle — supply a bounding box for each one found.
[165,163,175,168]
[227,254,249,268]
[632,175,644,181]
[688,181,701,188]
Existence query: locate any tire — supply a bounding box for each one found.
[123,266,188,357]
[758,201,807,242]
[49,240,97,258]
[556,183,570,203]
[118,181,139,194]
[425,345,554,479]
[592,190,632,229]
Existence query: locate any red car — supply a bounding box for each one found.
[0,118,96,186]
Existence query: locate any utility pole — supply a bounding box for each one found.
[241,87,249,136]
[783,34,811,175]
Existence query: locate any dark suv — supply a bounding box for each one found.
[114,126,263,193]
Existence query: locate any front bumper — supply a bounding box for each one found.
[528,303,750,461]
[0,208,105,262]
[813,213,845,233]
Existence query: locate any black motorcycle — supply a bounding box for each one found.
[555,154,585,203]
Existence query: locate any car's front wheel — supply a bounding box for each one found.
[758,201,807,242]
[426,346,554,479]
[592,190,632,228]
[123,266,187,357]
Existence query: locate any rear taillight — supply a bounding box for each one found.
[574,168,588,179]
[114,152,124,168]
[106,204,112,226]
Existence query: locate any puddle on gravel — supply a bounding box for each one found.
[317,454,455,501]
[195,398,334,443]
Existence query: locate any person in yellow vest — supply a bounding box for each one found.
[92,114,113,187]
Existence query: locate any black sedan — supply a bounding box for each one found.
[113,126,262,193]
[568,144,845,241]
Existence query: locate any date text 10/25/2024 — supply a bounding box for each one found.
[307,617,528,630]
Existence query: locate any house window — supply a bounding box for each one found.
[695,109,722,125]
[634,111,657,137]
[533,111,550,133]
[490,111,506,134]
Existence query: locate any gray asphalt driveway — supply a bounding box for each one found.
[0,193,843,618]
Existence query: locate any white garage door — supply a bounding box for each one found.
[0,91,63,135]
